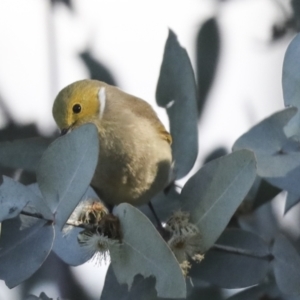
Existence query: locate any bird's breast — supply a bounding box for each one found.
[91,119,172,206]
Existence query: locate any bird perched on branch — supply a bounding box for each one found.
[52,79,172,207]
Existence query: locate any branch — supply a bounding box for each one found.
[20,210,94,230]
[20,209,53,223]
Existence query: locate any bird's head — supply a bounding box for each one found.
[52,79,107,134]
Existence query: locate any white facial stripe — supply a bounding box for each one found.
[98,87,106,119]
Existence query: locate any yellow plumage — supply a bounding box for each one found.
[52,79,172,206]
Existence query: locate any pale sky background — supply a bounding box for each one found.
[0,0,296,299]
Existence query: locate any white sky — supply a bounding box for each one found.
[0,0,295,299]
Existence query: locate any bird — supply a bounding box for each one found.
[52,79,172,208]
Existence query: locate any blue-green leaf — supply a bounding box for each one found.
[52,225,92,266]
[272,234,300,295]
[0,177,52,222]
[0,176,28,221]
[112,203,186,299]
[139,186,182,223]
[0,137,52,172]
[101,265,160,300]
[101,265,128,300]
[37,124,99,229]
[282,34,300,108]
[26,183,53,220]
[52,187,99,265]
[285,192,300,214]
[181,150,256,252]
[196,17,220,117]
[233,107,298,178]
[156,29,198,179]
[0,217,54,288]
[24,292,52,300]
[282,33,300,137]
[227,282,280,300]
[190,229,270,288]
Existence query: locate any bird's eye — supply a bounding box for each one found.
[72,104,81,114]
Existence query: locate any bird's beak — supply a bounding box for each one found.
[60,128,70,136]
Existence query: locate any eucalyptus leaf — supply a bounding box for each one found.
[0,176,30,222]
[52,187,99,265]
[282,33,300,137]
[272,234,300,295]
[0,217,54,288]
[0,137,52,172]
[196,17,220,117]
[80,50,116,86]
[156,29,198,179]
[181,149,256,252]
[238,201,279,243]
[233,107,298,178]
[102,264,196,300]
[37,124,99,229]
[190,229,270,288]
[285,192,300,214]
[266,166,300,199]
[139,185,182,223]
[282,33,300,108]
[101,265,158,300]
[52,225,92,266]
[187,287,223,300]
[227,282,280,300]
[23,183,53,221]
[24,292,52,300]
[252,178,281,210]
[112,203,186,299]
[101,265,129,300]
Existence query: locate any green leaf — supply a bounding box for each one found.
[37,124,99,229]
[190,229,270,288]
[0,137,52,172]
[111,203,186,299]
[156,29,198,179]
[272,234,300,295]
[0,217,54,288]
[181,149,256,252]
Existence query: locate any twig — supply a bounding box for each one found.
[20,210,53,223]
[20,209,95,231]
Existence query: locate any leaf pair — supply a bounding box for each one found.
[0,124,99,287]
[233,107,300,213]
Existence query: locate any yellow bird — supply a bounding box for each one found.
[52,79,172,207]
